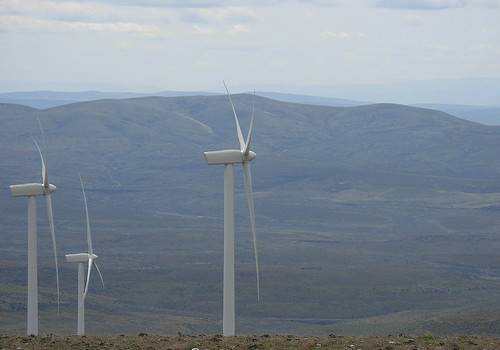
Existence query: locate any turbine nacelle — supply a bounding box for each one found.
[65,253,89,264]
[204,150,257,165]
[10,183,57,197]
[65,253,98,264]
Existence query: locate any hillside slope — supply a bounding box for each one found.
[0,96,499,335]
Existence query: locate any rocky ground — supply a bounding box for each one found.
[1,334,500,350]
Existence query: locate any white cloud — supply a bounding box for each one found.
[0,0,176,22]
[117,40,134,49]
[0,0,174,41]
[1,0,499,92]
[321,30,349,39]
[71,22,162,36]
[432,44,452,50]
[0,15,163,37]
[230,24,250,33]
[193,24,216,34]
[91,0,345,7]
[372,0,467,10]
[305,12,315,20]
[406,14,423,25]
[470,43,493,50]
[470,0,499,8]
[343,51,357,60]
[186,6,256,23]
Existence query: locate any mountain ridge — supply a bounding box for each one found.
[3,88,500,125]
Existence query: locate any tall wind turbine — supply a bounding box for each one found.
[10,118,60,335]
[204,82,260,336]
[66,173,104,335]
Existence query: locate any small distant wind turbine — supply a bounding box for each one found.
[10,117,60,335]
[66,173,104,335]
[204,82,260,336]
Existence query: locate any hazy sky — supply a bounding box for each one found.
[1,0,499,92]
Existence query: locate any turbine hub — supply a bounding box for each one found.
[44,184,57,194]
[89,253,98,260]
[243,150,257,162]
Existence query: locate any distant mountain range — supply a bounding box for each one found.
[0,90,218,109]
[1,86,499,125]
[277,77,500,106]
[1,95,500,335]
[412,103,500,126]
[0,90,367,109]
[2,77,499,106]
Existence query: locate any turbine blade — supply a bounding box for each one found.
[243,162,260,301]
[243,93,255,156]
[93,261,105,288]
[33,138,45,186]
[82,258,93,305]
[223,81,245,151]
[36,116,49,188]
[79,173,93,255]
[45,193,60,313]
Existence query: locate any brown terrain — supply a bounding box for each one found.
[1,334,500,350]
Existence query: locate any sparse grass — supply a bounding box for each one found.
[2,243,500,335]
[1,334,499,350]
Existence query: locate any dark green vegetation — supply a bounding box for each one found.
[2,334,500,350]
[0,95,499,335]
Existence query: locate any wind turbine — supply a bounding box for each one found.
[10,117,60,335]
[65,173,104,335]
[204,82,260,336]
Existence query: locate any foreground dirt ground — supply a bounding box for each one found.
[1,334,500,350]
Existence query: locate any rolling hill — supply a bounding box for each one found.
[0,95,499,335]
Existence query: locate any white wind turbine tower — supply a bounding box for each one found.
[66,173,104,335]
[204,82,260,336]
[10,118,60,335]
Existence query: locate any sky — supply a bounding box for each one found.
[1,0,499,96]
